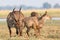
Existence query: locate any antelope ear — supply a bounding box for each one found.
[13,8,15,12]
[19,7,22,12]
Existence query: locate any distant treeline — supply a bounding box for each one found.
[0,2,60,10]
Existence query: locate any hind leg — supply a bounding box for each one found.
[19,28,22,36]
[8,26,12,37]
[37,26,41,36]
[15,27,18,35]
[16,29,18,35]
[33,25,38,37]
[18,28,22,36]
[26,27,30,37]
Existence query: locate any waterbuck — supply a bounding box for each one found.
[23,11,51,37]
[7,7,24,37]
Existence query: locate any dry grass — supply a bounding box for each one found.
[0,20,60,40]
[0,9,60,18]
[0,9,60,40]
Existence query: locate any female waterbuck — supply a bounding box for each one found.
[23,11,51,37]
[7,7,24,37]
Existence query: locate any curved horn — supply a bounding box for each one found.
[13,8,15,12]
[19,7,22,11]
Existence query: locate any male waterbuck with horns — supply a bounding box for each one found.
[7,7,24,37]
[23,11,51,37]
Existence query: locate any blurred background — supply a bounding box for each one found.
[0,0,60,10]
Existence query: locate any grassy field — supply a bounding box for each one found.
[0,9,60,18]
[0,9,60,40]
[0,20,60,40]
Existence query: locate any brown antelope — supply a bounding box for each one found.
[38,11,51,28]
[7,7,24,37]
[36,11,51,36]
[23,16,38,37]
[23,11,51,37]
[23,11,39,37]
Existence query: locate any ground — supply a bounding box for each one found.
[0,20,60,40]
